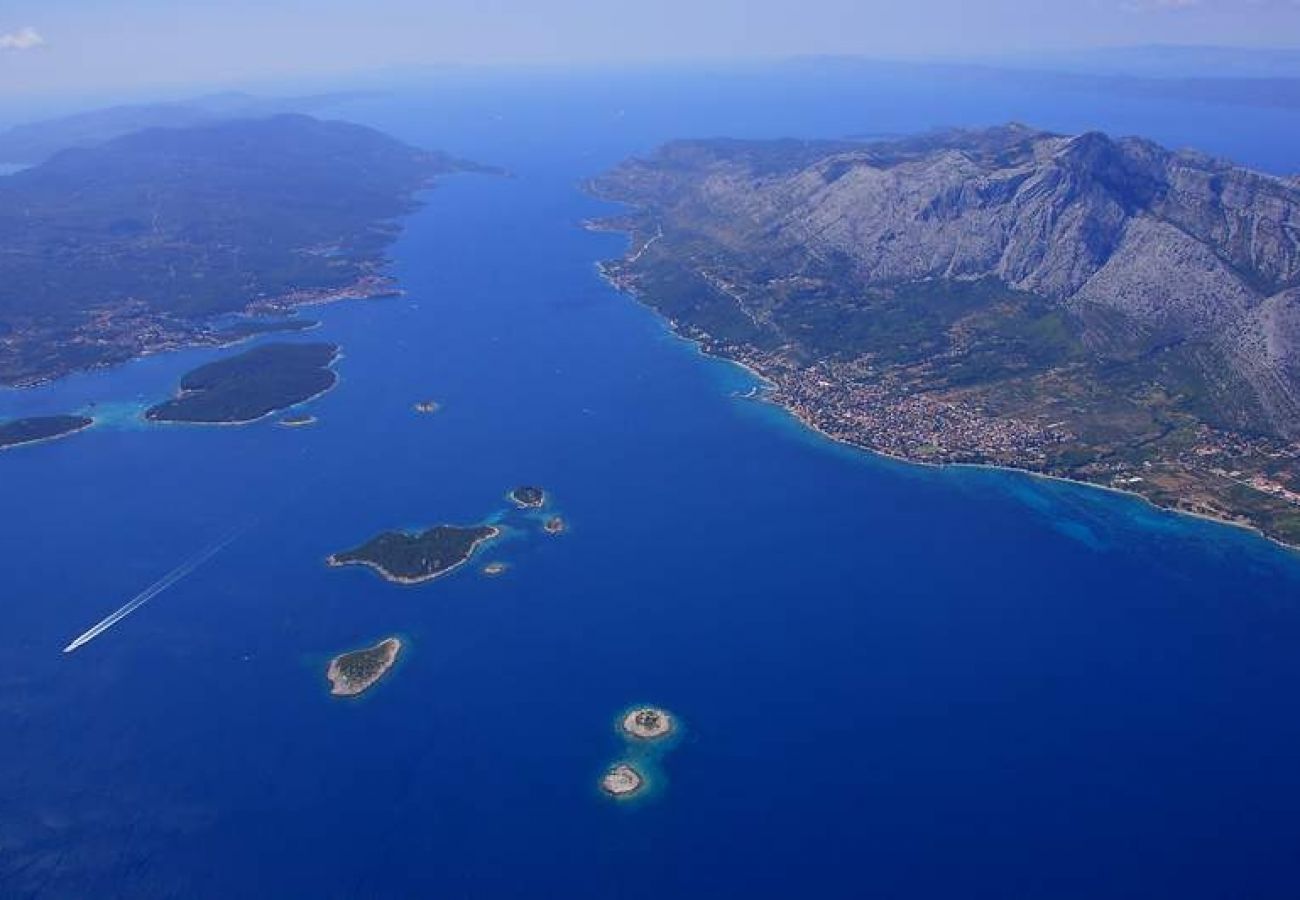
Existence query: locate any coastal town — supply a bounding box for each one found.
[595,235,1300,547]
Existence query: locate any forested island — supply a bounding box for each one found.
[145,342,339,424]
[326,637,403,697]
[591,125,1300,546]
[509,485,546,508]
[327,523,500,584]
[0,414,94,450]
[0,113,493,387]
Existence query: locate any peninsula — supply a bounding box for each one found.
[600,763,645,798]
[509,485,546,508]
[0,113,494,387]
[145,342,339,424]
[0,414,94,450]
[620,707,674,741]
[326,637,402,697]
[327,523,500,584]
[591,125,1300,547]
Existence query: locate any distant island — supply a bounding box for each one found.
[600,763,645,798]
[326,637,402,697]
[620,707,674,741]
[543,516,567,535]
[328,523,500,584]
[0,113,496,387]
[0,90,381,166]
[145,342,339,424]
[413,400,440,414]
[509,485,546,508]
[481,561,509,576]
[0,414,93,450]
[591,125,1300,547]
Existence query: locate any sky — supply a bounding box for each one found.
[2,0,1300,97]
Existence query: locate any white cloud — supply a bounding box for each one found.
[0,27,45,51]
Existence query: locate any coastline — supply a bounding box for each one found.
[2,274,390,393]
[0,417,95,452]
[593,252,1299,556]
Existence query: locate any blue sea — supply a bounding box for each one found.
[4,66,1300,898]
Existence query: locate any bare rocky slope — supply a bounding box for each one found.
[592,125,1300,544]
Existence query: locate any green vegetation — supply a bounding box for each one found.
[327,637,402,697]
[0,414,93,450]
[145,342,339,424]
[592,130,1300,547]
[212,318,318,344]
[0,114,481,385]
[328,524,499,584]
[509,486,546,508]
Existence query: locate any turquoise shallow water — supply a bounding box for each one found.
[3,70,1300,898]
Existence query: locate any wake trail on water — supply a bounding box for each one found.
[62,525,249,654]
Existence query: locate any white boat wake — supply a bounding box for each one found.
[63,526,247,654]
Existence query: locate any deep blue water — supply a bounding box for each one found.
[3,69,1300,899]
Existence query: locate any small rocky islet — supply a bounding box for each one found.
[621,706,674,741]
[599,705,677,801]
[600,764,644,798]
[326,637,402,697]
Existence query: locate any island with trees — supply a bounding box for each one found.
[509,485,546,508]
[326,637,403,697]
[145,342,339,424]
[0,414,94,450]
[327,523,500,584]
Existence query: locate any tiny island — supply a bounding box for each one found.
[328,523,500,584]
[413,400,439,414]
[509,485,546,508]
[543,516,567,535]
[278,412,317,428]
[600,763,646,798]
[146,342,340,425]
[621,706,674,741]
[0,414,94,450]
[481,561,509,576]
[326,637,402,697]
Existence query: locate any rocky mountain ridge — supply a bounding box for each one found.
[597,124,1300,438]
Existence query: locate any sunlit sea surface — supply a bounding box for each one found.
[3,67,1300,898]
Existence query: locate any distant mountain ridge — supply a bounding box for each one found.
[0,91,377,165]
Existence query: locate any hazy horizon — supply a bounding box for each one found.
[4,0,1300,98]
